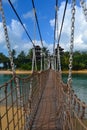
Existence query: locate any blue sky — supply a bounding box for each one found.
[0,0,87,56]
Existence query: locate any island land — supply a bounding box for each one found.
[0,69,87,74]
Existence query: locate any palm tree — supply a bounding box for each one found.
[12,49,16,60]
[0,53,9,69]
[42,47,49,57]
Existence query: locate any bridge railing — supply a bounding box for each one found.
[0,69,49,130]
[0,76,24,130]
[55,70,87,130]
[70,88,87,130]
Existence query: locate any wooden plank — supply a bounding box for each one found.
[31,70,62,130]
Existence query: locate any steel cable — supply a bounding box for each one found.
[8,0,35,47]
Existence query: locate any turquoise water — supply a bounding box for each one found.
[0,74,87,104]
[0,74,28,86]
[62,73,87,104]
[0,74,12,85]
[0,74,29,104]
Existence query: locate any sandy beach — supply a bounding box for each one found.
[0,70,32,74]
[0,69,87,74]
[62,69,87,74]
[0,105,24,130]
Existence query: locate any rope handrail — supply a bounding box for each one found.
[0,69,50,130]
[66,84,87,108]
[72,92,87,108]
[73,110,87,130]
[54,70,87,129]
[0,69,87,129]
[60,80,87,109]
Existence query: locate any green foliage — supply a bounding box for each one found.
[0,53,9,69]
[42,47,49,57]
[20,63,32,70]
[61,51,87,70]
[12,49,16,59]
[27,49,33,59]
[61,51,69,70]
[0,48,87,71]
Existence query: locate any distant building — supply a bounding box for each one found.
[35,45,41,60]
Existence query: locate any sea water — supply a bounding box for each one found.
[0,73,87,104]
[0,74,28,104]
[62,73,87,104]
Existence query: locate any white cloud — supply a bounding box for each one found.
[49,2,87,52]
[42,41,53,53]
[0,19,53,55]
[1,1,87,57]
[0,23,5,44]
[50,19,55,28]
[0,19,33,55]
[10,19,24,38]
[0,2,51,55]
[23,10,34,20]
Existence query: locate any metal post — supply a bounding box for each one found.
[57,45,59,71]
[57,44,61,73]
[44,53,45,70]
[35,51,37,71]
[51,56,53,69]
[40,48,43,71]
[55,55,56,71]
[32,47,34,73]
[48,52,51,69]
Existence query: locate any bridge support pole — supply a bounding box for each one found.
[40,48,43,71]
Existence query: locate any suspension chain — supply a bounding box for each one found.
[67,1,76,127]
[80,0,87,22]
[0,0,21,105]
[57,44,61,73]
[68,0,76,85]
[0,0,15,75]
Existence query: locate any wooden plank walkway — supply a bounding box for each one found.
[31,70,62,130]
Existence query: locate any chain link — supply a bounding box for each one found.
[68,0,76,86]
[0,1,15,74]
[0,0,21,105]
[80,0,87,22]
[57,44,61,73]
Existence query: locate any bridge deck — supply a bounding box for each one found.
[32,70,62,130]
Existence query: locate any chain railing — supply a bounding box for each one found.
[80,0,87,22]
[57,44,61,74]
[68,0,76,87]
[0,0,15,75]
[54,70,87,130]
[0,70,49,130]
[0,0,21,110]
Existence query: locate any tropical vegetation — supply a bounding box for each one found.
[0,47,87,71]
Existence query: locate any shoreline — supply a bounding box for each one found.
[0,69,87,74]
[0,70,32,74]
[62,69,87,74]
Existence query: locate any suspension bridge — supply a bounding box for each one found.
[0,0,87,130]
